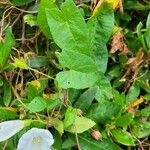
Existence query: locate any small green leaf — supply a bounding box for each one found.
[28,97,47,112]
[79,133,120,150]
[115,114,134,128]
[136,22,147,51]
[46,98,61,110]
[126,83,140,104]
[26,83,42,100]
[24,14,37,27]
[131,120,150,138]
[51,118,64,134]
[95,73,113,102]
[74,87,97,112]
[111,129,135,146]
[146,13,150,29]
[10,0,32,6]
[27,56,50,68]
[144,28,150,49]
[2,79,12,106]
[66,116,95,133]
[0,27,15,71]
[64,107,76,128]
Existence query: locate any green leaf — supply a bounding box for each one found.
[46,0,97,73]
[88,2,114,73]
[53,130,62,150]
[10,0,32,6]
[0,27,15,71]
[86,102,121,124]
[62,134,76,149]
[2,79,12,106]
[95,73,113,102]
[24,14,37,27]
[79,133,120,150]
[146,13,150,29]
[74,87,97,112]
[37,0,55,39]
[113,90,125,108]
[126,83,140,104]
[131,120,150,138]
[51,118,64,134]
[66,116,95,133]
[0,107,18,120]
[111,129,135,146]
[27,56,50,68]
[136,22,147,51]
[27,97,47,112]
[59,50,97,73]
[56,70,99,89]
[144,28,150,49]
[26,83,42,100]
[64,107,76,129]
[46,0,91,55]
[46,98,61,110]
[115,114,134,128]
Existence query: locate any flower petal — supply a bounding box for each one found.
[0,120,25,142]
[17,128,54,150]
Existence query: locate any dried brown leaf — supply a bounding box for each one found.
[110,30,129,55]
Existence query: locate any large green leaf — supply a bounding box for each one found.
[37,0,55,39]
[46,0,91,55]
[88,2,114,73]
[111,129,135,146]
[59,50,97,73]
[0,27,15,71]
[56,70,98,89]
[79,133,120,150]
[46,0,97,73]
[86,101,121,124]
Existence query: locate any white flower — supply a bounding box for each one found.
[0,120,25,142]
[17,128,54,150]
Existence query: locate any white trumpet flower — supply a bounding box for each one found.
[0,120,25,142]
[17,128,54,150]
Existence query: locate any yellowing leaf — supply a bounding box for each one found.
[93,0,119,16]
[13,57,28,69]
[0,107,17,112]
[43,93,55,99]
[30,80,41,89]
[127,97,144,111]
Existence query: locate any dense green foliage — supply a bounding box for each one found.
[0,0,150,149]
